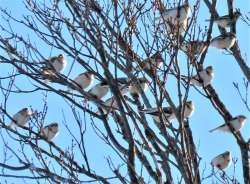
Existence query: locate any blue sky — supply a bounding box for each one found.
[0,0,249,183]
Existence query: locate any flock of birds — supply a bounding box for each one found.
[6,3,247,172]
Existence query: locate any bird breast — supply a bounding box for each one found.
[90,85,109,99]
[215,19,230,28]
[211,36,236,49]
[74,75,92,89]
[52,59,66,72]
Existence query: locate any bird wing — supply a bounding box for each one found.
[190,75,203,86]
[139,108,159,115]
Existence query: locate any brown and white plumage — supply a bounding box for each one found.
[40,123,59,142]
[140,101,195,123]
[210,32,236,49]
[156,15,188,35]
[190,66,214,87]
[138,52,164,72]
[206,11,241,28]
[8,108,32,128]
[88,81,109,99]
[181,41,208,56]
[46,54,67,73]
[73,71,94,90]
[209,115,247,133]
[211,151,232,170]
[161,4,190,23]
[129,78,149,97]
[140,106,174,124]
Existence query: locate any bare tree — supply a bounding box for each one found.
[0,0,249,183]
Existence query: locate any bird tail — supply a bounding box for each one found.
[209,127,219,133]
[138,108,156,114]
[209,124,228,133]
[8,122,16,129]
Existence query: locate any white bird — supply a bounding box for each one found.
[206,10,241,28]
[129,78,149,97]
[40,123,59,142]
[140,106,174,124]
[209,115,247,133]
[46,54,67,73]
[210,32,236,49]
[190,66,214,87]
[211,151,232,170]
[88,81,109,99]
[181,41,208,56]
[140,101,195,123]
[161,4,191,23]
[8,108,33,128]
[156,14,188,35]
[73,71,94,90]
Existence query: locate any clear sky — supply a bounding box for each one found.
[0,0,249,183]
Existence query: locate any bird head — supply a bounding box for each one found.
[48,123,59,133]
[238,115,247,123]
[153,52,164,65]
[186,101,194,110]
[223,151,231,157]
[182,3,191,16]
[205,66,214,76]
[226,32,236,39]
[22,108,32,116]
[57,54,65,63]
[85,71,95,80]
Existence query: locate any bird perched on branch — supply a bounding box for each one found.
[211,151,232,170]
[88,81,109,99]
[39,123,59,142]
[161,3,190,23]
[129,78,149,97]
[8,108,33,128]
[180,41,208,57]
[210,32,236,49]
[140,101,195,123]
[136,52,164,74]
[73,71,94,90]
[156,4,190,36]
[190,66,214,87]
[209,115,247,133]
[206,10,241,28]
[115,77,149,97]
[44,54,67,73]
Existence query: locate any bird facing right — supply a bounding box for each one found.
[40,123,59,142]
[206,10,241,28]
[88,81,109,99]
[211,151,232,170]
[210,32,236,49]
[73,71,94,90]
[190,66,214,87]
[209,115,247,133]
[8,108,33,129]
[161,3,191,23]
